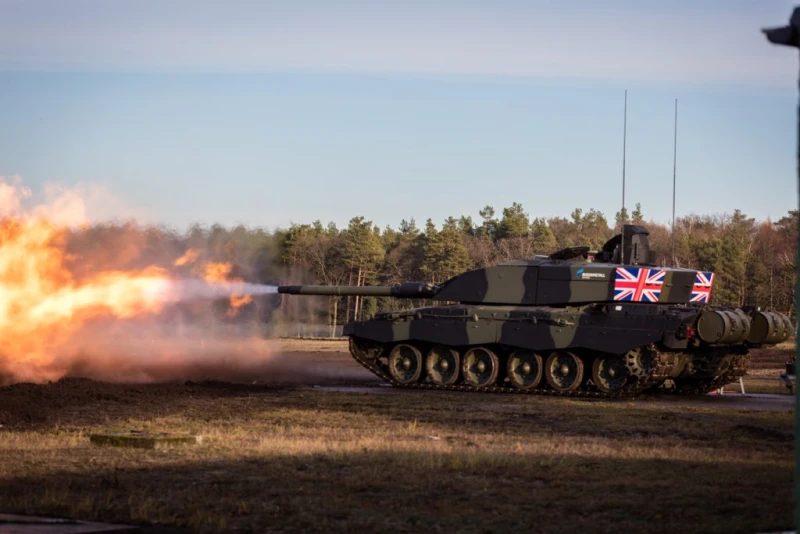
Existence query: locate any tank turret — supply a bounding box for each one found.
[281,225,703,307]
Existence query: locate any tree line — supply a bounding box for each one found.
[63,204,798,336]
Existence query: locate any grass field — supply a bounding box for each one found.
[0,341,794,533]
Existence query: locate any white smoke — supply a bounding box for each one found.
[148,278,278,304]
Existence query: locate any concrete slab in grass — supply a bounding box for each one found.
[0,513,139,533]
[89,431,198,449]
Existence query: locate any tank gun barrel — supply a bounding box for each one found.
[278,281,438,299]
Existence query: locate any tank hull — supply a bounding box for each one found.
[341,303,790,398]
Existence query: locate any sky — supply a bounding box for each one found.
[0,0,798,232]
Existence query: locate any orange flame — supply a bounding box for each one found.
[204,262,233,282]
[0,176,262,383]
[0,216,173,382]
[229,294,252,310]
[203,262,252,316]
[173,249,199,267]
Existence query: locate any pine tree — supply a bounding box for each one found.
[496,202,530,240]
[421,219,471,285]
[530,218,556,254]
[631,203,644,224]
[717,210,755,306]
[342,217,385,320]
[614,207,630,231]
[477,206,499,241]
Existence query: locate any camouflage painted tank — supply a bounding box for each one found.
[279,225,793,398]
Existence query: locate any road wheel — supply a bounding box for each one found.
[462,347,500,387]
[388,344,423,384]
[545,351,584,392]
[507,349,543,390]
[426,346,461,386]
[591,354,629,394]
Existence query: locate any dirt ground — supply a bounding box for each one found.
[0,341,794,533]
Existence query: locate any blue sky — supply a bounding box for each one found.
[0,0,797,231]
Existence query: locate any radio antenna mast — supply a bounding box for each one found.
[619,89,628,252]
[672,98,678,266]
[621,89,627,218]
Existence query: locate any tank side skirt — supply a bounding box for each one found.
[349,305,687,354]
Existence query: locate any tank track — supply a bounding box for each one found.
[659,353,750,396]
[348,337,678,400]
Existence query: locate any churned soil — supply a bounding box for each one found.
[0,342,793,533]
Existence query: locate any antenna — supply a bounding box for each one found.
[622,89,627,218]
[671,98,678,266]
[620,89,628,253]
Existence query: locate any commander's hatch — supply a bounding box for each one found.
[548,246,590,262]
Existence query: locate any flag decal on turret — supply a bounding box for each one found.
[614,267,665,302]
[691,271,715,303]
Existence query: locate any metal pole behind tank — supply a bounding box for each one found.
[621,89,627,218]
[763,7,800,528]
[619,89,628,260]
[672,98,678,266]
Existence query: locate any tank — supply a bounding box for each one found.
[278,225,793,398]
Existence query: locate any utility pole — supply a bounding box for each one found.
[763,6,800,529]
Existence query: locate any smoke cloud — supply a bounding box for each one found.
[153,279,278,304]
[0,175,331,386]
[43,320,330,385]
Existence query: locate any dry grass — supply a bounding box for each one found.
[0,342,794,533]
[745,345,794,394]
[743,376,791,394]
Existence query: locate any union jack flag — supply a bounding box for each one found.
[691,271,715,303]
[614,267,665,302]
